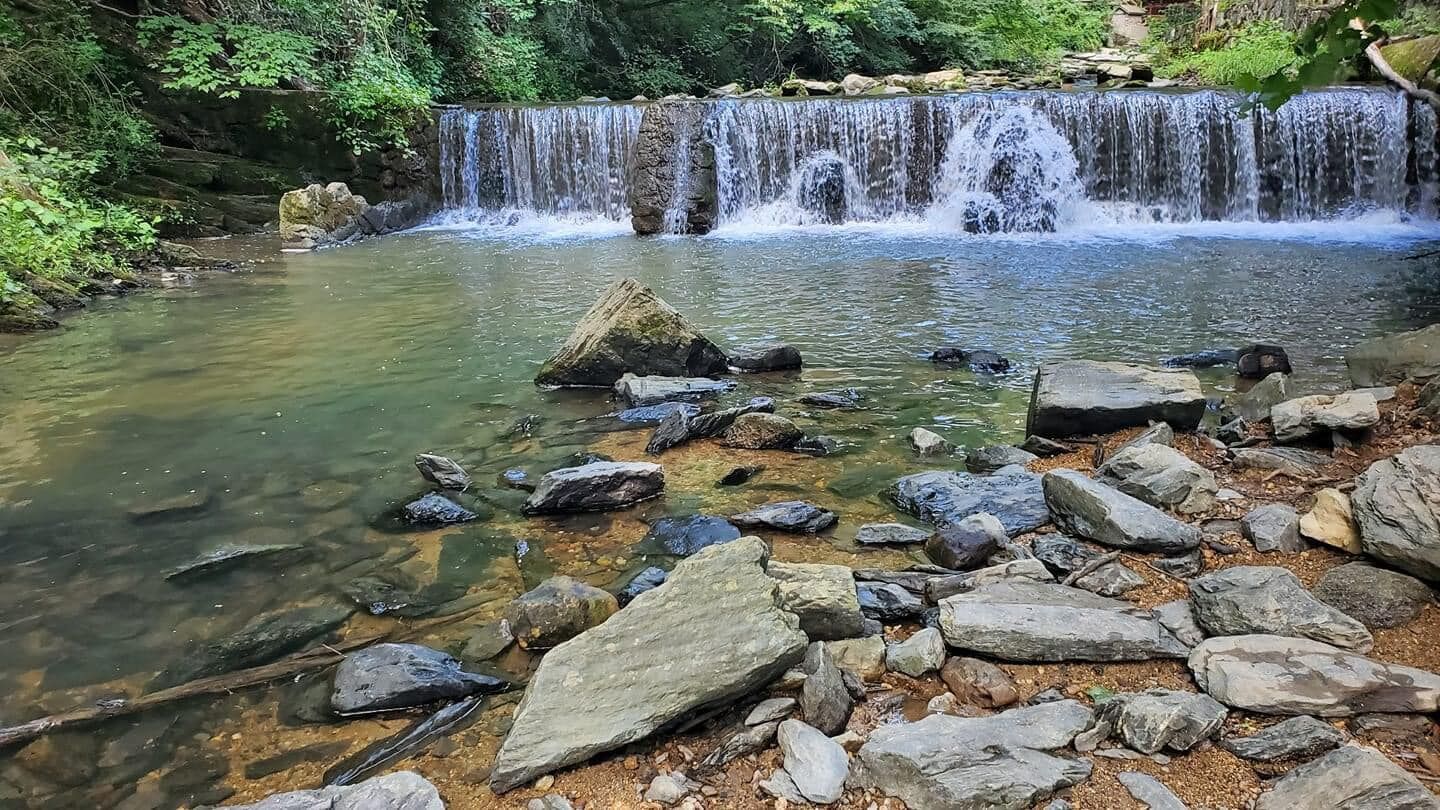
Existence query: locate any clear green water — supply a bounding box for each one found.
[1,226,1439,803]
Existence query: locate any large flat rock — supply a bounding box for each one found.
[535,278,729,387]
[523,462,664,514]
[938,581,1188,662]
[849,700,1094,810]
[1346,324,1440,386]
[1189,634,1440,716]
[1254,744,1440,810]
[1352,445,1440,581]
[489,537,807,791]
[1042,469,1202,553]
[888,469,1049,535]
[1188,566,1373,652]
[1026,361,1206,438]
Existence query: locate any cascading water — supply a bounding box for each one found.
[436,88,1440,234]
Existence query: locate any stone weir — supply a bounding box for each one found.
[436,87,1440,236]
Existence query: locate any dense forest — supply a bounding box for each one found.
[0,0,1435,325]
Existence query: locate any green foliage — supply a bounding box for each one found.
[0,138,156,305]
[1241,0,1400,108]
[137,17,316,98]
[1379,3,1440,37]
[1161,20,1298,85]
[326,50,432,154]
[912,0,1108,70]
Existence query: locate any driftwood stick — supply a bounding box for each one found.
[1061,551,1122,586]
[1123,553,1188,584]
[0,632,385,749]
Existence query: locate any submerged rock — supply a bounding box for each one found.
[164,542,307,581]
[226,771,442,810]
[849,701,1094,810]
[414,453,470,490]
[128,490,213,522]
[402,493,479,526]
[1162,348,1237,369]
[938,581,1186,661]
[930,347,1011,373]
[1218,715,1343,761]
[613,373,736,407]
[1345,323,1440,386]
[616,566,668,605]
[798,389,862,409]
[731,500,837,533]
[1189,566,1372,651]
[717,464,764,486]
[1042,469,1201,553]
[153,605,353,689]
[505,576,619,649]
[730,343,803,372]
[1188,634,1440,715]
[1351,445,1440,581]
[724,412,803,450]
[643,515,741,555]
[855,523,931,546]
[1254,744,1439,810]
[889,468,1049,535]
[488,538,807,792]
[522,461,664,514]
[534,278,729,387]
[1026,361,1205,438]
[331,643,506,714]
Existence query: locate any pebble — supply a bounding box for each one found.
[534,775,555,790]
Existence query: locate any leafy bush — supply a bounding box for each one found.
[0,139,156,307]
[137,17,317,98]
[910,0,1109,71]
[1380,3,1440,37]
[1160,20,1298,85]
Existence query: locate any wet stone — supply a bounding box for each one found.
[643,515,741,555]
[127,490,213,522]
[965,445,1039,474]
[613,373,736,407]
[615,401,700,425]
[414,453,470,490]
[152,604,354,689]
[889,468,1049,535]
[731,500,837,533]
[855,522,931,546]
[858,581,925,621]
[164,542,307,581]
[716,464,762,486]
[616,566,668,605]
[505,575,620,649]
[798,389,863,409]
[331,643,507,714]
[402,493,479,526]
[730,343,803,372]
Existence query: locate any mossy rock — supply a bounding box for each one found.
[1380,36,1440,83]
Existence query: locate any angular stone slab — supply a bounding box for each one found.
[226,771,443,810]
[489,537,807,791]
[889,469,1049,535]
[535,278,729,387]
[1254,744,1440,810]
[1271,392,1379,443]
[1026,361,1205,438]
[1042,469,1201,553]
[523,462,664,514]
[613,373,736,407]
[939,581,1187,662]
[1188,634,1440,716]
[1096,442,1217,514]
[1352,445,1440,582]
[1218,715,1343,761]
[1188,566,1373,651]
[768,562,865,641]
[849,701,1094,810]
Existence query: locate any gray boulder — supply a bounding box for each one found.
[800,642,853,735]
[849,700,1094,810]
[1254,744,1440,810]
[889,468,1049,535]
[938,581,1187,661]
[909,427,955,457]
[1345,323,1440,386]
[926,513,1006,570]
[855,523,931,546]
[924,558,1056,603]
[857,581,924,621]
[226,771,443,810]
[732,500,837,533]
[1188,566,1372,651]
[768,562,865,640]
[646,396,775,454]
[1188,634,1440,715]
[886,627,946,676]
[1026,361,1205,438]
[1312,563,1432,629]
[331,643,506,714]
[1271,392,1379,443]
[487,537,807,792]
[1226,372,1291,423]
[1218,715,1343,761]
[1042,469,1202,553]
[730,343,803,372]
[1096,443,1217,514]
[965,445,1038,474]
[1241,503,1306,553]
[777,719,848,803]
[414,453,470,490]
[505,576,619,650]
[523,462,664,514]
[724,413,803,450]
[1098,688,1227,753]
[614,373,736,407]
[1352,446,1440,581]
[826,636,886,681]
[535,278,728,386]
[1117,773,1186,810]
[1155,599,1205,647]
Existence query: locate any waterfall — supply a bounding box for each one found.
[436,88,1440,234]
